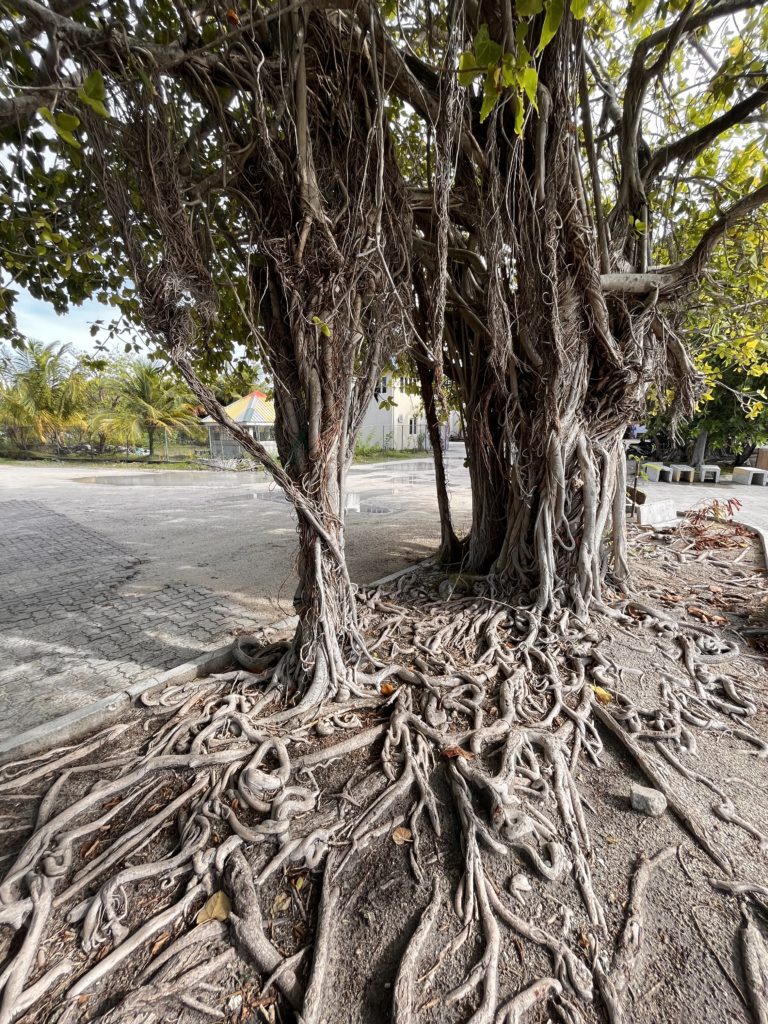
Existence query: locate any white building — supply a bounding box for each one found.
[357,375,429,451]
[203,377,431,459]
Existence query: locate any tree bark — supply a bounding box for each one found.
[414,354,461,562]
[690,429,708,467]
[468,9,639,615]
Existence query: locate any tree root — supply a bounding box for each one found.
[0,558,765,1023]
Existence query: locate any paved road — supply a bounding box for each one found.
[2,450,767,742]
[0,451,471,739]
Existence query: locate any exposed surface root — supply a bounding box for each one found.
[0,530,766,1023]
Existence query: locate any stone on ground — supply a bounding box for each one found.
[630,783,667,816]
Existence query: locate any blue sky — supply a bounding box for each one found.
[13,288,116,354]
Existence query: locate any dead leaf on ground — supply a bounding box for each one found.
[380,682,397,696]
[79,839,100,861]
[196,890,231,925]
[442,745,474,760]
[392,826,413,846]
[150,932,171,956]
[270,891,291,916]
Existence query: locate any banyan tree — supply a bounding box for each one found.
[1,0,768,1021]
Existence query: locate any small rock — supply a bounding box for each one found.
[227,995,243,1013]
[509,873,531,894]
[630,783,667,817]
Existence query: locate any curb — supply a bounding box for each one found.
[673,512,768,570]
[0,562,428,764]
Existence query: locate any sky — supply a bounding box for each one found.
[12,287,117,354]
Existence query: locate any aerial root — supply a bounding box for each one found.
[392,877,443,1023]
[296,851,341,1024]
[225,847,304,1010]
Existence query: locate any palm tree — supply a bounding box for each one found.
[0,340,87,449]
[95,360,202,457]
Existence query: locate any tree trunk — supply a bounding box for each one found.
[734,442,755,467]
[147,425,155,458]
[469,9,640,616]
[463,381,509,573]
[414,354,461,562]
[690,429,708,466]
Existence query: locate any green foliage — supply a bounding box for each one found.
[457,21,541,128]
[0,340,87,446]
[93,360,203,455]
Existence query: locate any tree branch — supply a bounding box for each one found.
[643,83,768,184]
[680,180,768,281]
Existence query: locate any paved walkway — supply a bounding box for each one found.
[0,452,471,740]
[1,452,766,743]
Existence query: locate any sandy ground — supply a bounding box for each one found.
[0,450,472,619]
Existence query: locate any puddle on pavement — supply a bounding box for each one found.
[76,472,261,488]
[252,491,392,515]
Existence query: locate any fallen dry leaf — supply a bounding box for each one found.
[392,826,413,846]
[196,890,231,925]
[150,932,171,956]
[380,682,396,696]
[442,745,475,760]
[270,891,291,916]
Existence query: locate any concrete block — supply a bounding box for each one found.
[696,464,720,483]
[670,463,695,482]
[637,500,677,526]
[733,467,767,486]
[630,783,667,816]
[640,462,671,483]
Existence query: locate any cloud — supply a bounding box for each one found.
[13,289,116,354]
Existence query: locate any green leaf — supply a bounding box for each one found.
[38,107,81,148]
[474,24,502,67]
[55,112,80,132]
[513,92,525,135]
[629,0,655,24]
[634,218,647,234]
[516,0,544,13]
[536,0,564,55]
[312,314,331,337]
[571,0,588,17]
[458,51,479,87]
[82,69,106,102]
[501,53,517,88]
[77,87,109,117]
[56,129,80,149]
[479,80,499,122]
[82,69,106,101]
[519,66,539,109]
